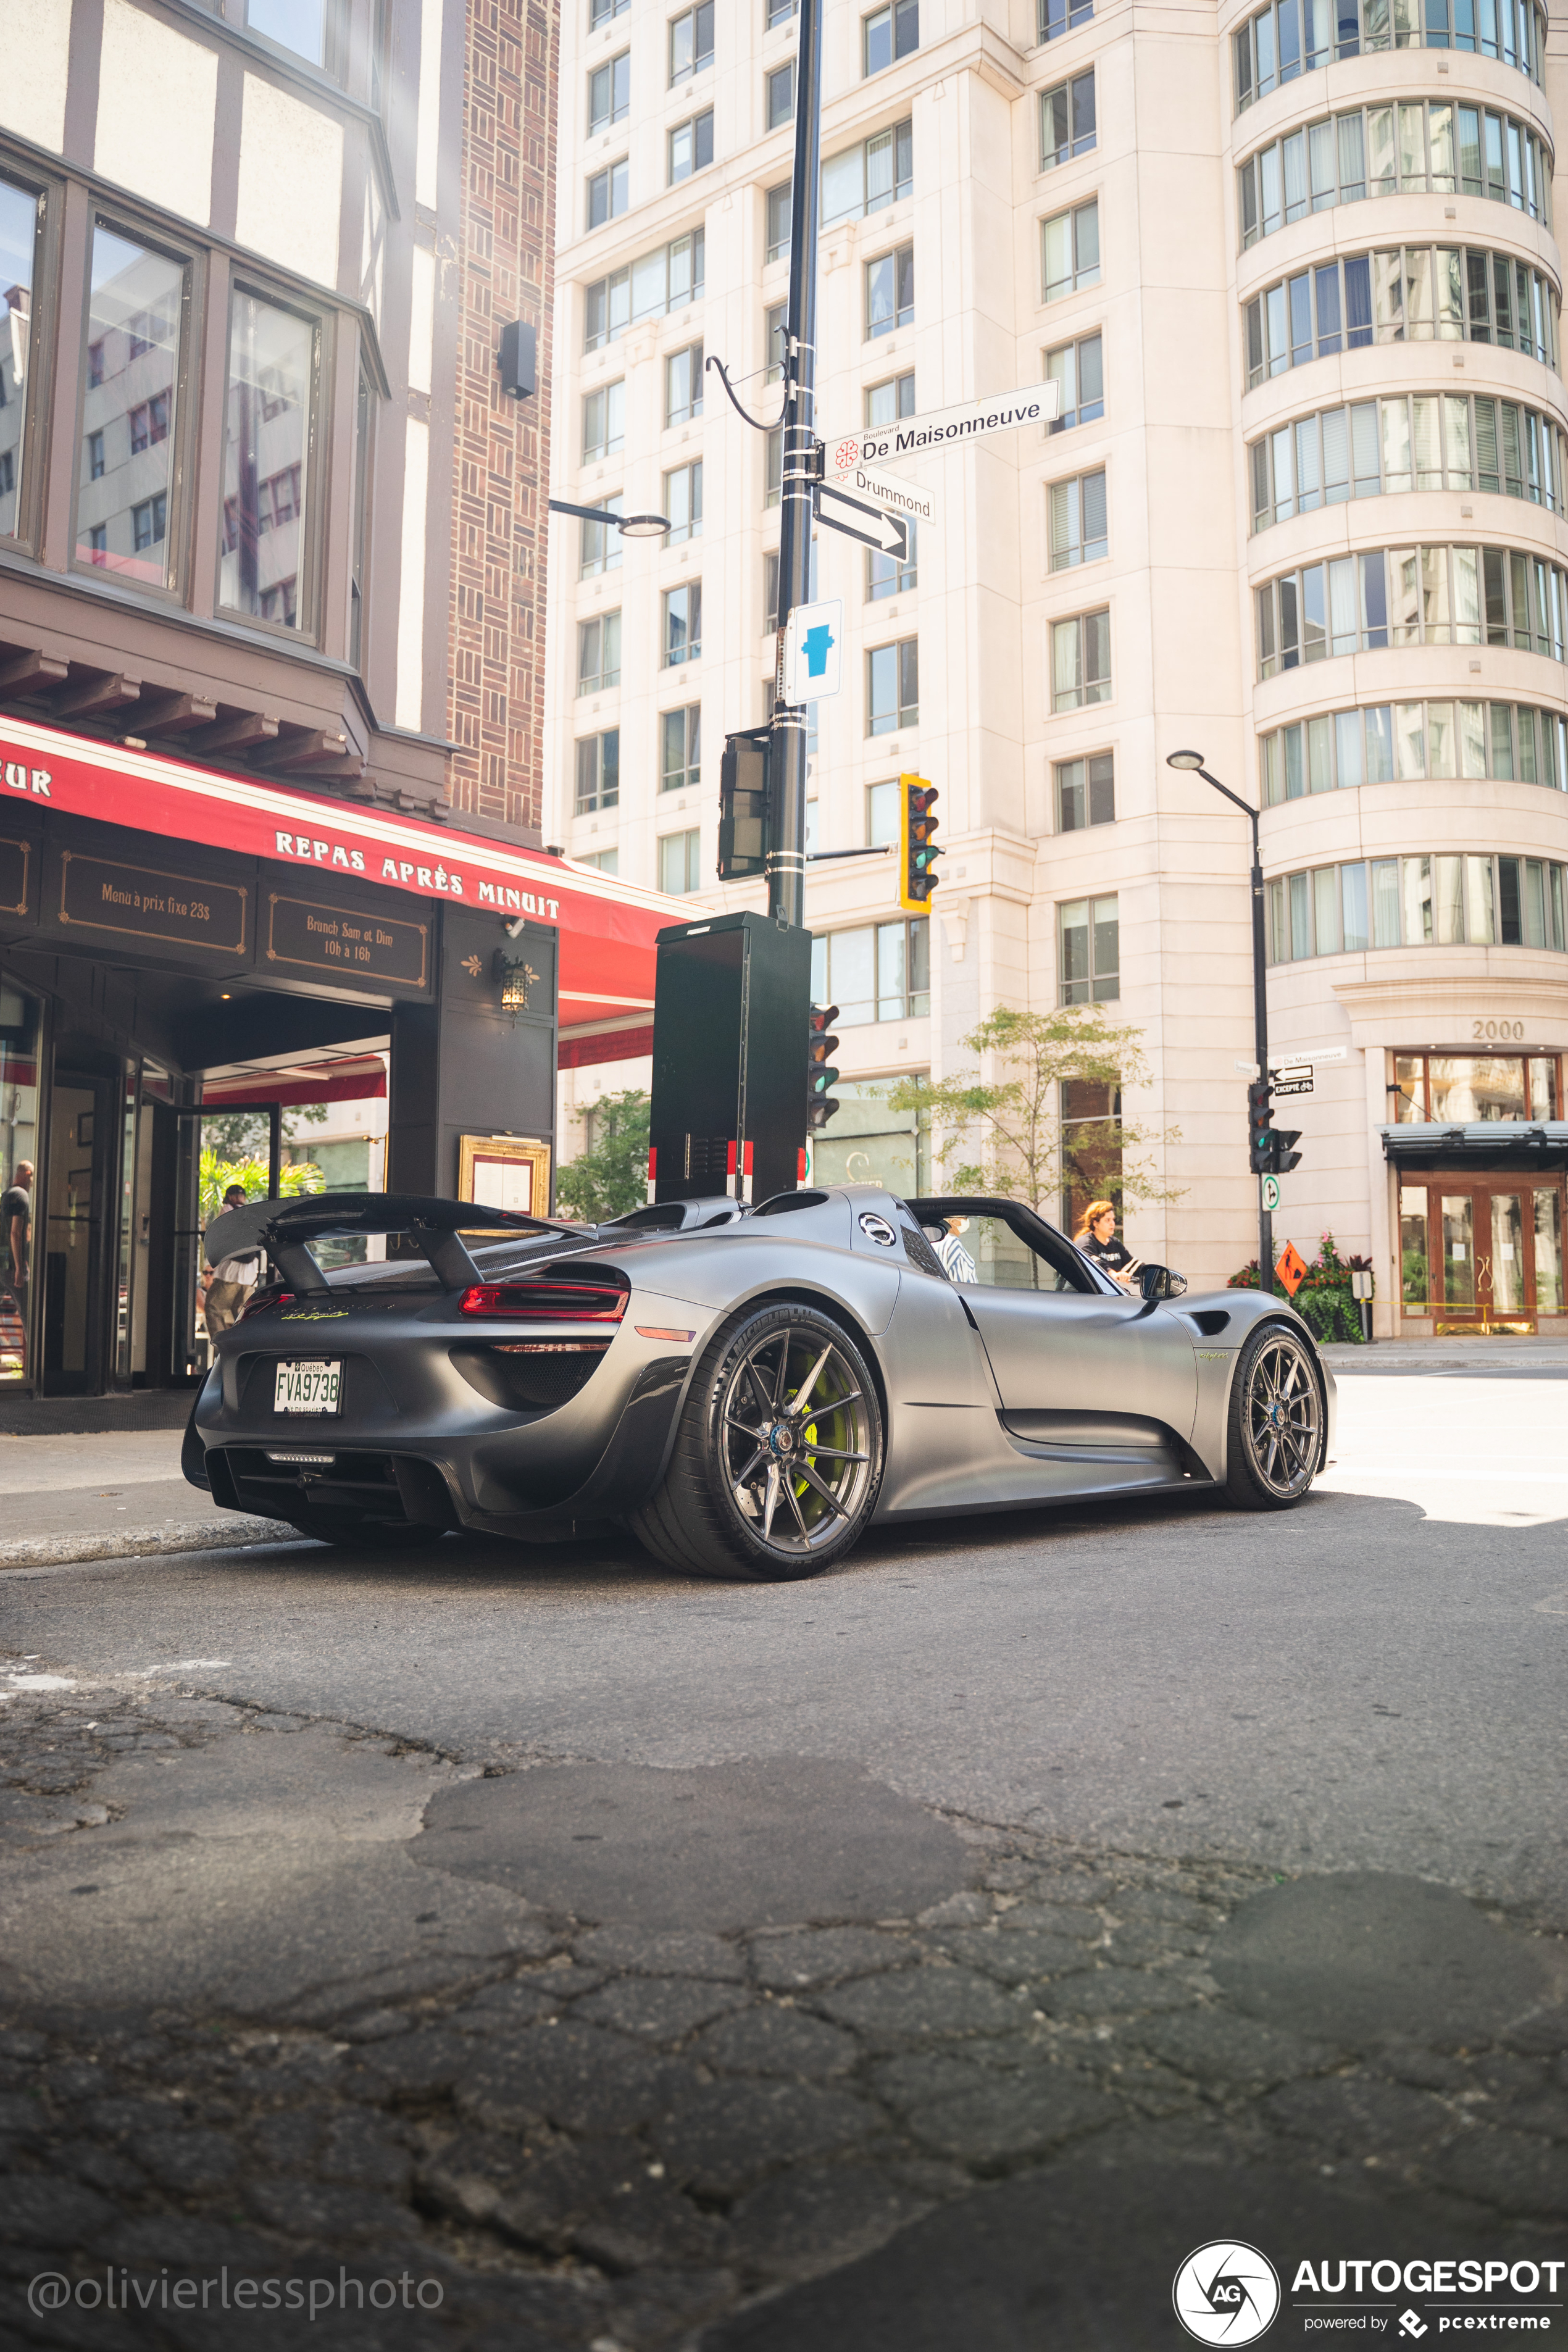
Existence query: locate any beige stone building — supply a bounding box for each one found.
[547,0,1568,1335]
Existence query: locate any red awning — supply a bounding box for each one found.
[202,1055,388,1109]
[2,716,683,1033]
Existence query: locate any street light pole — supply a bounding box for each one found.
[768,0,824,932]
[1167,751,1275,1296]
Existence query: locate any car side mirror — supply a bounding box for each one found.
[1138,1265,1187,1301]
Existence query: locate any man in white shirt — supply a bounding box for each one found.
[934,1217,977,1285]
[204,1185,264,1335]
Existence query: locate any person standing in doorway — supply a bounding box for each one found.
[1074,1197,1138,1289]
[204,1184,264,1335]
[2,1160,32,1316]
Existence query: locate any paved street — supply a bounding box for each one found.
[1,1350,1564,2347]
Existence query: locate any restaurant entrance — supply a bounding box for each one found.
[1399,1173,1566,1335]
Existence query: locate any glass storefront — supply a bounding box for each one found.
[1399,1175,1565,1331]
[1393,1051,1557,1122]
[0,977,41,1385]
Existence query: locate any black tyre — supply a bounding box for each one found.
[630,1302,883,1582]
[1224,1320,1323,1510]
[284,1513,446,1551]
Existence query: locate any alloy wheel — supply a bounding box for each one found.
[1242,1331,1320,1498]
[717,1323,875,1558]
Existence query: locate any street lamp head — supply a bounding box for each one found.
[616,513,671,540]
[1166,749,1206,771]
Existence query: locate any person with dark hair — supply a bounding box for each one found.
[204,1183,262,1334]
[1073,1197,1138,1290]
[2,1160,32,1309]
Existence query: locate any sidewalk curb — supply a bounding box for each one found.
[0,1518,303,1569]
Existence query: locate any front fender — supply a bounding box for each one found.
[1182,1291,1336,1486]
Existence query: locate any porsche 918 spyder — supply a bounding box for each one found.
[183,1186,1335,1581]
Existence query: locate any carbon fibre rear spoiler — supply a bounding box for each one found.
[202,1191,588,1297]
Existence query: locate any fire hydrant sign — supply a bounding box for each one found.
[782,599,843,703]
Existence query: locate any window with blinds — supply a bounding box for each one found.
[1048,469,1107,569]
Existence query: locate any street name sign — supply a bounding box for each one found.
[1273,1077,1314,1097]
[825,380,1061,473]
[827,459,938,528]
[1272,1048,1346,1072]
[782,599,843,703]
[814,480,908,561]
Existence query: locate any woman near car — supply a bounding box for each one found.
[1074,1198,1139,1290]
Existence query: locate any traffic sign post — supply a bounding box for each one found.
[1261,1175,1281,1213]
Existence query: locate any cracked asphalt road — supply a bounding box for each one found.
[0,1362,1564,2348]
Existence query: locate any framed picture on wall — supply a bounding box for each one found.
[457,1135,553,1217]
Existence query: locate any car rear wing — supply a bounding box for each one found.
[202,1191,588,1297]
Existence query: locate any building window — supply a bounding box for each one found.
[662,704,701,792]
[665,342,704,425]
[669,1,714,83]
[764,538,818,632]
[1267,853,1566,961]
[866,243,914,338]
[1234,0,1544,111]
[660,828,703,893]
[580,492,623,577]
[1060,895,1119,1003]
[814,917,930,1025]
[664,459,703,543]
[589,51,630,133]
[1236,100,1551,252]
[1390,1054,1559,1126]
[1249,393,1567,532]
[767,0,798,23]
[766,183,793,265]
[1043,200,1100,301]
[866,371,915,425]
[248,0,331,68]
[1255,541,1568,677]
[220,286,314,627]
[1051,608,1111,707]
[823,120,912,227]
[577,610,621,695]
[868,519,917,599]
[588,157,628,228]
[1046,332,1103,433]
[1041,72,1096,169]
[576,729,620,813]
[866,778,901,844]
[1056,751,1115,829]
[669,111,714,184]
[664,582,702,666]
[1259,700,1568,800]
[580,847,620,874]
[583,380,625,461]
[864,0,918,75]
[867,638,918,733]
[0,453,12,498]
[1040,0,1093,38]
[1243,246,1560,390]
[767,60,796,129]
[765,302,788,383]
[1061,1078,1123,1233]
[585,231,705,350]
[78,224,186,592]
[0,169,44,535]
[1048,469,1107,569]
[591,0,630,20]
[575,729,620,813]
[764,427,783,509]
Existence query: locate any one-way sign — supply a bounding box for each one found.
[814,479,907,561]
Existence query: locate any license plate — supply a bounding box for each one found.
[273,1360,342,1414]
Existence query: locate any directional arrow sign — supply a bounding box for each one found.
[814,480,907,561]
[825,459,938,528]
[825,380,1061,474]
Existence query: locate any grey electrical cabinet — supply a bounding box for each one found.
[649,911,812,1204]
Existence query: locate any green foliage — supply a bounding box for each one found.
[883,1003,1182,1215]
[199,1150,323,1228]
[1228,1230,1367,1340]
[201,1104,327,1162]
[555,1089,651,1222]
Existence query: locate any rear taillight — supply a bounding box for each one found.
[241,1288,294,1320]
[459,1278,629,1322]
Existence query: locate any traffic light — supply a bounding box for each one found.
[718,733,769,880]
[1247,1080,1272,1175]
[1269,1127,1303,1175]
[807,1003,840,1133]
[899,774,941,912]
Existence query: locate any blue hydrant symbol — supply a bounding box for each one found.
[803,623,835,678]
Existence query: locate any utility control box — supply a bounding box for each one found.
[649,911,812,1204]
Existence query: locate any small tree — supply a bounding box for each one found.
[885,1004,1183,1218]
[199,1151,323,1227]
[555,1089,651,1222]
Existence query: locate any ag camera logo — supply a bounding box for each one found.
[1173,2241,1282,2344]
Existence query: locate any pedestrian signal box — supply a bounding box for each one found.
[649,911,812,1204]
[718,733,769,881]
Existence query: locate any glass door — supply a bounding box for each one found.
[41,1072,115,1393]
[1404,1175,1566,1333]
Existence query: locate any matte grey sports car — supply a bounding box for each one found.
[184,1185,1335,1580]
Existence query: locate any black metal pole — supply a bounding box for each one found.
[1196,766,1273,1296]
[768,0,823,932]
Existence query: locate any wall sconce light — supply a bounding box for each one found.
[492,948,538,1017]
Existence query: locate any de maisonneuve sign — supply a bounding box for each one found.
[827,380,1062,473]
